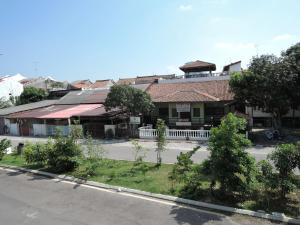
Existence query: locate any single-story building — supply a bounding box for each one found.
[0,100,57,135]
[146,76,236,129]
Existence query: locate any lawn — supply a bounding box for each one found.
[1,154,299,218]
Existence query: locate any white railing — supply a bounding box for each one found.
[139,128,210,141]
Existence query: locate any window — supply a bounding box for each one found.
[158,108,168,117]
[193,108,200,117]
[171,108,178,118]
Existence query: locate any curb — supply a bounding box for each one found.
[1,164,300,224]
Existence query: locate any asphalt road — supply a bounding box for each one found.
[0,135,273,164]
[0,168,240,225]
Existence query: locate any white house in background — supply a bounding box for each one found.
[0,74,26,100]
[222,61,242,74]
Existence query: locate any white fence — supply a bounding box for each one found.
[139,128,210,141]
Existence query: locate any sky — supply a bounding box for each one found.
[0,0,299,82]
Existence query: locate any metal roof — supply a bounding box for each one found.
[0,100,57,116]
[57,89,109,105]
[9,104,102,119]
[73,105,121,117]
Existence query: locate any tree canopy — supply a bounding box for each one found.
[229,43,300,129]
[0,97,12,109]
[17,87,47,105]
[104,84,154,116]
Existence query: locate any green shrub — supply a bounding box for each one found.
[23,141,52,165]
[0,138,11,160]
[169,147,199,184]
[47,135,82,172]
[266,144,299,198]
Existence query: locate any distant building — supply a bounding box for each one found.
[20,76,68,91]
[222,61,242,73]
[180,60,217,78]
[0,74,24,101]
[71,80,93,90]
[89,79,115,89]
[117,74,176,85]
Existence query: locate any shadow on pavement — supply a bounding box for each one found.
[169,205,231,225]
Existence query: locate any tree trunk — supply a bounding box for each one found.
[272,112,282,132]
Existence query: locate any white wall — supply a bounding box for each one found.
[228,62,241,73]
[0,79,23,100]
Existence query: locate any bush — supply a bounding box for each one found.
[169,147,199,184]
[23,142,49,165]
[47,135,82,172]
[265,144,299,198]
[0,138,11,160]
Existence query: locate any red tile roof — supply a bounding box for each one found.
[71,80,92,89]
[89,80,114,89]
[147,79,233,103]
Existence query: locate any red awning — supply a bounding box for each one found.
[9,104,102,119]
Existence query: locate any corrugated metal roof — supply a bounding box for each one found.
[57,89,109,104]
[40,104,102,119]
[0,100,57,116]
[74,105,121,117]
[9,104,102,119]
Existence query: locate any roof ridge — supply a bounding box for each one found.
[192,89,220,101]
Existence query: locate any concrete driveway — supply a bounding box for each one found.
[0,168,283,225]
[0,135,274,164]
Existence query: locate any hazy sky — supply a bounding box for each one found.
[0,0,299,82]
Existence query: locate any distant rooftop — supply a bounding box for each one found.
[117,74,176,85]
[179,60,216,73]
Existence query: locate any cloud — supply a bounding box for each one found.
[214,42,256,50]
[272,34,296,41]
[178,4,193,11]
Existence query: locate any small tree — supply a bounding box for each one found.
[169,147,199,184]
[205,113,256,195]
[0,139,11,160]
[267,144,298,199]
[131,139,148,163]
[156,119,167,165]
[17,87,47,105]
